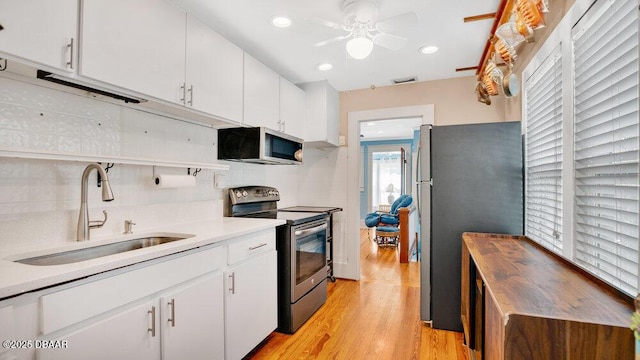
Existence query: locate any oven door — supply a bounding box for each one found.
[291,218,328,302]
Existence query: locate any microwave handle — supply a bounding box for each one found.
[295,224,327,237]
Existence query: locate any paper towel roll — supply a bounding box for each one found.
[154,174,196,188]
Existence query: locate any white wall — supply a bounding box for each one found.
[0,76,299,252]
[297,147,348,272]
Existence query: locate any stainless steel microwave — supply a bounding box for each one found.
[217,127,303,165]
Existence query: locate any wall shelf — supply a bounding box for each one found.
[476,0,512,80]
[0,147,230,171]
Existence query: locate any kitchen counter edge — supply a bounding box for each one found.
[0,217,285,300]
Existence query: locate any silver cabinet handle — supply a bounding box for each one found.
[148,306,156,337]
[168,299,176,327]
[187,85,193,106]
[66,38,74,70]
[228,272,235,294]
[249,243,268,250]
[180,83,186,104]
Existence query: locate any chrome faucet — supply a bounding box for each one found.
[77,163,114,241]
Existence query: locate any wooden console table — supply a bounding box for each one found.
[461,232,634,360]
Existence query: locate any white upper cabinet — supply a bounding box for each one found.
[279,77,306,140]
[80,0,186,103]
[299,80,340,146]
[185,15,243,123]
[243,53,280,129]
[0,0,78,71]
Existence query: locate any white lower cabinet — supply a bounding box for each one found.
[161,274,224,360]
[0,228,278,360]
[38,300,161,360]
[38,274,224,360]
[225,251,278,360]
[0,305,15,358]
[7,229,278,360]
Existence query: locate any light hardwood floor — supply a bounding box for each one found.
[245,229,467,360]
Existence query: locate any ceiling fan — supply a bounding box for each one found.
[312,0,419,59]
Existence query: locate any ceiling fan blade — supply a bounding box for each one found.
[375,11,419,33]
[373,33,408,51]
[314,35,350,47]
[307,17,345,30]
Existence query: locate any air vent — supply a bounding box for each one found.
[391,76,417,85]
[36,70,145,104]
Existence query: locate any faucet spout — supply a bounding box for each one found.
[77,163,115,241]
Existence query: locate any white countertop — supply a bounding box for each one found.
[0,217,285,300]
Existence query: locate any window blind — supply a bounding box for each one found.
[525,44,563,254]
[572,0,639,295]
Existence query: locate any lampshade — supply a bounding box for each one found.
[346,37,374,59]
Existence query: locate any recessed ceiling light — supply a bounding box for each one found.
[367,122,375,126]
[270,16,292,28]
[377,131,384,134]
[419,46,439,54]
[317,63,333,71]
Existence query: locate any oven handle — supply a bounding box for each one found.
[294,223,327,237]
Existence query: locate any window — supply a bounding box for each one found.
[572,0,639,295]
[524,44,564,254]
[523,0,640,296]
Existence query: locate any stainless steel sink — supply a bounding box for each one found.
[16,235,192,266]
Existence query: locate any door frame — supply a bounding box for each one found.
[343,105,434,280]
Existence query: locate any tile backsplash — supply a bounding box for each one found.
[0,76,300,251]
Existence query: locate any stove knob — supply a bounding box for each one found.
[235,191,242,198]
[242,190,248,197]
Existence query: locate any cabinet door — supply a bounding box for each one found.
[185,15,243,123]
[299,81,339,145]
[38,301,160,360]
[0,0,77,71]
[243,53,280,129]
[161,274,224,360]
[279,77,306,139]
[80,0,186,103]
[225,251,278,360]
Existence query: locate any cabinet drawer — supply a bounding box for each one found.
[228,230,275,265]
[41,245,225,334]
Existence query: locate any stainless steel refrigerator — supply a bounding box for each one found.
[417,122,523,332]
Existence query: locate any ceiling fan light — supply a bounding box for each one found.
[346,37,374,59]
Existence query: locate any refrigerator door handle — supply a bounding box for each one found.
[416,146,421,183]
[416,147,421,220]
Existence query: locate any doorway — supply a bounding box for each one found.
[358,118,419,222]
[342,105,434,280]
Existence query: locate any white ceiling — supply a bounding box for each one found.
[170,0,501,92]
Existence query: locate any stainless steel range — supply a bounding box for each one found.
[227,186,328,334]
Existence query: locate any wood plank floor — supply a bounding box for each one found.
[245,229,467,360]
